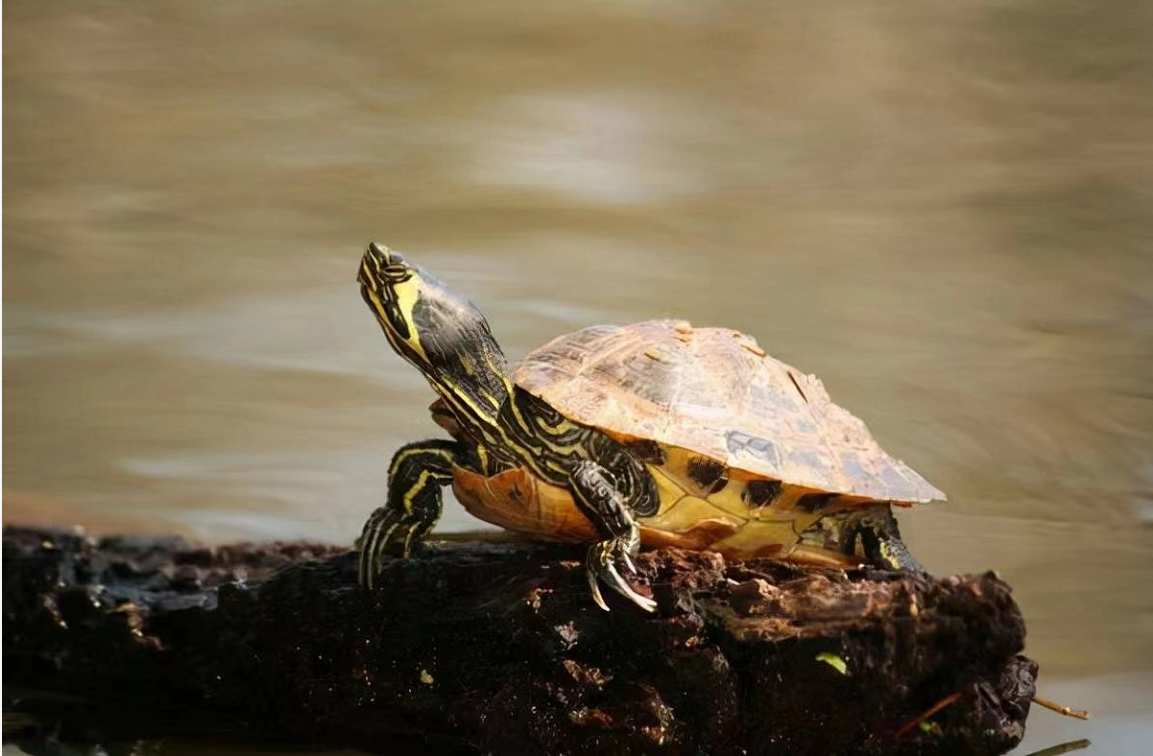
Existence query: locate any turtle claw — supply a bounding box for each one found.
[606,560,657,612]
[620,550,638,576]
[357,507,409,591]
[588,568,611,612]
[586,540,656,613]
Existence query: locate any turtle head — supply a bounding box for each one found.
[358,242,423,350]
[358,242,509,407]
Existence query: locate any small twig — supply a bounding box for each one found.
[895,691,963,739]
[1021,738,1092,756]
[1032,695,1091,720]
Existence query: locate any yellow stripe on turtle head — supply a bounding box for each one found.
[360,263,429,365]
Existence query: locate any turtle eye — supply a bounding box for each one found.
[383,265,413,284]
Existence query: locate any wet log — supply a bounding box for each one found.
[3,525,1036,755]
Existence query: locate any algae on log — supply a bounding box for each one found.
[3,526,1036,754]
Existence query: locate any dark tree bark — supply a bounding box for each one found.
[3,526,1036,755]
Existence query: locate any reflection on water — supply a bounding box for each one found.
[4,0,1151,751]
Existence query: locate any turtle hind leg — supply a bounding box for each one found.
[357,439,459,590]
[846,505,926,573]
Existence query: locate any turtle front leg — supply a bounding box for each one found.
[570,460,657,613]
[357,439,460,590]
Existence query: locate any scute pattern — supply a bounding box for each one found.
[516,320,944,503]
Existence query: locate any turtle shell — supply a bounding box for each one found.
[514,320,944,504]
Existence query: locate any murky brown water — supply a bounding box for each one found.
[5,1,1152,752]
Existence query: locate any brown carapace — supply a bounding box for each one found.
[450,320,944,567]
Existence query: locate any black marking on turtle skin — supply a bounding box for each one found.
[497,386,660,523]
[385,298,410,340]
[687,456,729,494]
[742,479,782,508]
[508,484,524,504]
[850,520,882,562]
[622,439,667,466]
[410,287,509,415]
[515,388,565,428]
[602,445,660,518]
[797,492,837,514]
[456,445,487,475]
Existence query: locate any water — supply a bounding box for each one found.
[4,1,1151,752]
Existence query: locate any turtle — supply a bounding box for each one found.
[355,242,945,612]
